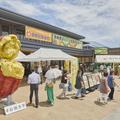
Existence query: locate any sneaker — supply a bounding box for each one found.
[35,105,39,108]
[81,94,86,97]
[51,102,54,106]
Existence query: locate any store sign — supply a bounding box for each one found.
[4,102,26,115]
[52,34,83,49]
[25,26,52,42]
[96,55,120,63]
[95,48,108,55]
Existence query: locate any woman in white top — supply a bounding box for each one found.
[45,63,56,105]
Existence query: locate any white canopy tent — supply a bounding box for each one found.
[18,48,74,62]
[15,51,26,61]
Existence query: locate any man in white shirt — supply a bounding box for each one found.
[28,67,41,108]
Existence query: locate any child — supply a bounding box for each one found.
[58,70,69,98]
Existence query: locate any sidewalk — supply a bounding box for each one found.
[102,107,120,120]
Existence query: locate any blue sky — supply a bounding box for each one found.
[0,0,120,48]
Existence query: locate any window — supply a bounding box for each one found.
[16,29,25,39]
[2,25,9,35]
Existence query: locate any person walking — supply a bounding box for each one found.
[108,71,118,100]
[79,64,86,96]
[98,71,110,104]
[74,70,84,98]
[45,63,56,105]
[58,70,69,99]
[28,67,41,108]
[80,64,84,76]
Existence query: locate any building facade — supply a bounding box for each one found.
[0,8,94,73]
[108,48,120,55]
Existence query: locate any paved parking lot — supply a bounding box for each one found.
[0,80,120,120]
[102,107,120,120]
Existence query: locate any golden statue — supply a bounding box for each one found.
[0,34,24,99]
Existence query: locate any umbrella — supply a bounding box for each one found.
[45,68,62,81]
[53,68,62,79]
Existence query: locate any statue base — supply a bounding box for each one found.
[0,96,26,115]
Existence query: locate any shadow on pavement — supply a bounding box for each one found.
[39,101,53,107]
[26,103,34,107]
[56,96,70,100]
[94,101,106,106]
[66,93,75,96]
[71,96,84,100]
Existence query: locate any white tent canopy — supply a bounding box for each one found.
[18,48,74,62]
[15,51,26,61]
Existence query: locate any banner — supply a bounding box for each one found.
[71,57,79,86]
[64,60,70,72]
[96,55,120,63]
[52,34,83,49]
[95,48,108,55]
[25,26,52,42]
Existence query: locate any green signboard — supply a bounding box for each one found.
[52,34,83,49]
[95,48,108,55]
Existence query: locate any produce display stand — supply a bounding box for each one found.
[83,73,100,92]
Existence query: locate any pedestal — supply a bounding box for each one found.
[0,95,26,115]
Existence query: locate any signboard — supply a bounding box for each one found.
[96,55,120,63]
[83,75,89,89]
[4,102,26,115]
[95,48,108,55]
[87,75,94,87]
[25,26,52,42]
[92,74,100,84]
[52,34,83,49]
[52,34,64,46]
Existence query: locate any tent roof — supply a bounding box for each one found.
[18,48,74,62]
[15,51,26,60]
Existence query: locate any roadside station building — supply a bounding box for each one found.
[0,8,94,74]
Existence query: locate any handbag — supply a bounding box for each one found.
[47,82,54,88]
[68,81,72,92]
[100,79,110,94]
[59,83,64,89]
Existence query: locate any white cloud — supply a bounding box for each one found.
[0,0,44,16]
[0,0,120,47]
[42,0,120,47]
